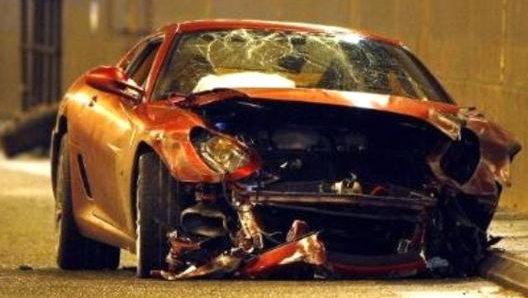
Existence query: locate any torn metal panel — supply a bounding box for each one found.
[164,231,200,272]
[464,115,520,187]
[233,201,264,252]
[155,229,327,280]
[156,253,243,280]
[239,232,326,278]
[286,220,309,242]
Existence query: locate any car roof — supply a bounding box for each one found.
[156,19,403,46]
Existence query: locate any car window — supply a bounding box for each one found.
[125,38,162,87]
[153,29,452,103]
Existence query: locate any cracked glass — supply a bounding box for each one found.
[154,29,452,103]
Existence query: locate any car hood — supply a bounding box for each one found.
[177,87,520,192]
[180,87,462,140]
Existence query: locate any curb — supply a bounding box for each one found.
[479,250,528,295]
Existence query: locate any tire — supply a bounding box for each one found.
[136,152,180,278]
[56,133,120,270]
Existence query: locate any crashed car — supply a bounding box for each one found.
[51,19,520,279]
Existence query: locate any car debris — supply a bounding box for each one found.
[153,224,327,280]
[149,89,519,279]
[151,179,431,280]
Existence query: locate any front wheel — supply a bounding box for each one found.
[136,152,180,278]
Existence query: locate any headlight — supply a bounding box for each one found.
[191,127,255,176]
[439,129,480,184]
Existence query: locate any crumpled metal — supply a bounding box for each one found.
[152,222,326,280]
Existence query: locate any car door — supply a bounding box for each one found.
[71,37,163,237]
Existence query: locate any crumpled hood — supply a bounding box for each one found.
[179,87,520,193]
[181,87,463,140]
[182,87,459,113]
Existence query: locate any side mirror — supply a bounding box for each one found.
[85,66,144,104]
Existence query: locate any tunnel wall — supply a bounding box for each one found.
[0,0,526,213]
[0,1,21,120]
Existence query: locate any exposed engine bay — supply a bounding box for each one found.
[152,98,501,279]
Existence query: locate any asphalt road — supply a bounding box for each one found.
[0,154,525,298]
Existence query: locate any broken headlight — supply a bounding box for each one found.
[440,129,480,184]
[191,127,257,178]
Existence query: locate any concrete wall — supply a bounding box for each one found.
[0,0,526,213]
[0,0,20,119]
[62,0,140,90]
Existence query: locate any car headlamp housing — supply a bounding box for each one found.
[191,127,258,178]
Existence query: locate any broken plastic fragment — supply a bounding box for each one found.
[428,109,462,140]
[166,252,243,280]
[426,256,449,274]
[318,174,362,195]
[165,231,201,272]
[286,220,310,242]
[234,201,264,252]
[239,232,326,278]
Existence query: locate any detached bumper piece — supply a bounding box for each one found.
[152,187,437,280]
[153,232,326,280]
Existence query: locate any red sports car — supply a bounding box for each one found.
[51,19,520,279]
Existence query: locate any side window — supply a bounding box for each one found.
[125,39,162,87]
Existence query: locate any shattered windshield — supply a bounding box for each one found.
[154,29,452,102]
